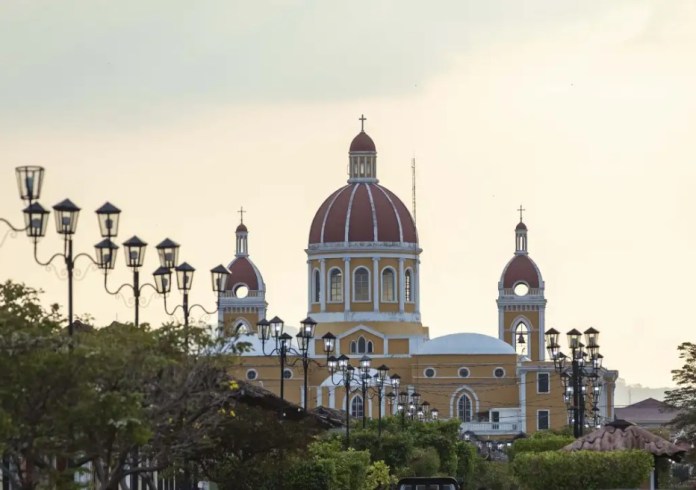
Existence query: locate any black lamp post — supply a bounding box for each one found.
[546,327,603,437]
[257,316,331,409]
[327,354,360,448]
[1,166,45,237]
[153,255,230,354]
[397,391,436,428]
[365,364,400,437]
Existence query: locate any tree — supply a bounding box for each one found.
[665,342,696,443]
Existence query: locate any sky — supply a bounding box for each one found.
[1,0,695,388]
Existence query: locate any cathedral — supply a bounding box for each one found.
[218,121,617,437]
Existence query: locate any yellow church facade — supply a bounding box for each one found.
[218,123,617,438]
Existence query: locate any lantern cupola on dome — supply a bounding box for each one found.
[348,114,378,184]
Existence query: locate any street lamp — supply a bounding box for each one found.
[545,327,604,437]
[1,166,45,237]
[397,391,436,428]
[257,316,332,408]
[153,257,230,354]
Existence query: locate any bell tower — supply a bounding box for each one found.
[496,208,547,360]
[218,210,268,336]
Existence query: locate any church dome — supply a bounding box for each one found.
[308,183,418,245]
[350,131,376,152]
[225,256,264,292]
[416,333,516,355]
[501,255,541,289]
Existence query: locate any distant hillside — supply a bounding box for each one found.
[613,378,672,408]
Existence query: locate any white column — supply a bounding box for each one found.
[538,307,546,361]
[317,385,323,407]
[344,257,351,311]
[415,258,421,313]
[398,258,405,313]
[329,386,335,409]
[372,257,380,311]
[307,260,312,310]
[320,259,326,312]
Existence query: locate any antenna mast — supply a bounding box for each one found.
[411,157,417,224]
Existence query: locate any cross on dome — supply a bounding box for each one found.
[238,206,246,224]
[518,204,525,222]
[359,114,366,132]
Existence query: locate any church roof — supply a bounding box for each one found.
[415,333,516,356]
[225,256,264,291]
[349,131,376,152]
[500,254,542,288]
[308,183,417,245]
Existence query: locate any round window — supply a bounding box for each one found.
[424,368,436,378]
[246,369,258,380]
[494,368,505,378]
[459,367,470,378]
[283,368,293,379]
[514,283,529,296]
[234,284,249,298]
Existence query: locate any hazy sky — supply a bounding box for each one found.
[1,1,695,388]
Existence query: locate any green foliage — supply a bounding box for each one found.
[666,342,696,443]
[285,459,335,490]
[364,460,394,490]
[507,432,574,461]
[471,461,517,490]
[512,450,653,490]
[405,447,441,477]
[308,439,374,490]
[455,442,477,489]
[351,428,414,471]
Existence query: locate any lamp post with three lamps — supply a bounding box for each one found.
[545,327,604,438]
[326,354,401,446]
[256,316,336,409]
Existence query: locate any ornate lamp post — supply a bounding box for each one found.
[256,316,332,408]
[152,255,230,353]
[359,358,401,436]
[397,391,436,428]
[545,327,603,437]
[1,166,45,238]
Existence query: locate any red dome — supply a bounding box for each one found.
[236,223,248,233]
[515,221,527,231]
[225,256,263,291]
[308,183,417,245]
[349,131,376,152]
[501,255,541,288]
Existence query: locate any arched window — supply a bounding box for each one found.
[457,394,473,422]
[515,322,529,356]
[350,340,357,354]
[351,395,364,418]
[354,267,370,301]
[313,269,321,303]
[358,337,366,353]
[329,269,343,302]
[405,269,413,302]
[367,340,374,353]
[381,268,396,302]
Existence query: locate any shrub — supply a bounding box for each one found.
[512,450,653,490]
[455,442,477,489]
[507,433,574,461]
[285,459,335,490]
[472,461,517,490]
[407,447,441,477]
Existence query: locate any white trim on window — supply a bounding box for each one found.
[404,267,415,303]
[328,267,344,303]
[283,368,293,379]
[352,266,371,302]
[537,409,550,430]
[458,367,470,378]
[423,367,436,378]
[493,367,506,378]
[537,372,551,394]
[380,266,397,303]
[246,369,258,381]
[312,268,321,304]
